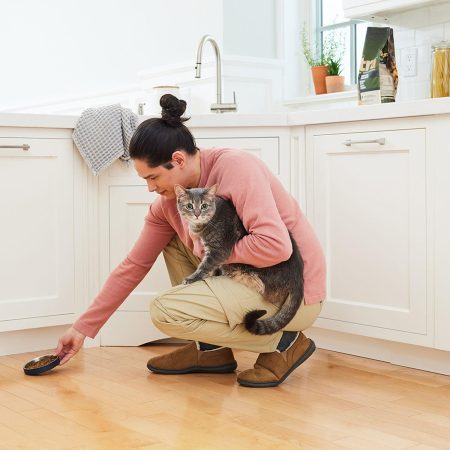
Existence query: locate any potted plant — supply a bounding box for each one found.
[302,25,346,95]
[302,26,329,95]
[324,32,345,93]
[325,56,345,93]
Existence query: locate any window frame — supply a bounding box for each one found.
[316,0,365,85]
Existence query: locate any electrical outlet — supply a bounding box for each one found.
[402,47,418,77]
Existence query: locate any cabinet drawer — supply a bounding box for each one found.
[196,137,280,177]
[310,128,427,337]
[0,137,75,326]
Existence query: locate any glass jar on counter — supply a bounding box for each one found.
[431,41,450,98]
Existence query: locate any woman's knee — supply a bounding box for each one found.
[149,295,173,325]
[150,294,201,339]
[150,293,195,325]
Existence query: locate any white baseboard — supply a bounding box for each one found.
[0,325,101,357]
[309,327,450,376]
[0,326,64,356]
[4,324,449,377]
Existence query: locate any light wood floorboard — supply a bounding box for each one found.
[1,344,450,449]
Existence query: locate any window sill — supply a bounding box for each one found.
[283,88,358,110]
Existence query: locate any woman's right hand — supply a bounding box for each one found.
[53,326,86,365]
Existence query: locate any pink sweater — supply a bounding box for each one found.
[73,148,326,338]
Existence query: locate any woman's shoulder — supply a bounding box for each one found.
[202,147,259,167]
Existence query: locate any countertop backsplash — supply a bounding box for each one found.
[391,2,450,101]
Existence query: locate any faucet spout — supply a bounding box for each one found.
[194,34,237,113]
[195,35,222,105]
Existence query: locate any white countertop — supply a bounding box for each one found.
[2,97,450,129]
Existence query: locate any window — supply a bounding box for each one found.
[317,0,368,85]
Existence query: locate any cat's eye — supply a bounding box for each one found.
[186,203,193,210]
[201,204,208,210]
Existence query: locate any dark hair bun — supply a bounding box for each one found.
[160,94,188,127]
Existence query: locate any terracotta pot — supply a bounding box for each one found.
[325,75,345,93]
[311,65,329,95]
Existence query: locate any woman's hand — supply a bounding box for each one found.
[53,326,86,365]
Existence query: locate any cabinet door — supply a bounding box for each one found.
[109,186,172,315]
[99,163,171,345]
[195,137,283,184]
[311,129,426,335]
[0,137,74,329]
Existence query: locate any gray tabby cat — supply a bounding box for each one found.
[174,184,304,335]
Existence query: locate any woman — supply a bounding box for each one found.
[54,94,326,388]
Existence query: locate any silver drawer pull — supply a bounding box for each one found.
[0,144,30,151]
[343,138,385,146]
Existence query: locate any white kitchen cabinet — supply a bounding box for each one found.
[196,136,290,192]
[1,114,449,373]
[306,123,430,346]
[192,128,292,194]
[98,161,171,346]
[196,136,282,182]
[342,0,445,21]
[0,134,75,334]
[426,115,450,351]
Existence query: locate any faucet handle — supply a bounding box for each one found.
[137,103,146,115]
[210,91,238,113]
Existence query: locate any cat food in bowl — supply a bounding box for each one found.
[23,354,60,376]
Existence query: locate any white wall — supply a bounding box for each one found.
[0,0,223,110]
[283,0,314,99]
[223,0,277,58]
[6,1,450,114]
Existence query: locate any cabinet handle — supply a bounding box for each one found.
[0,144,30,151]
[343,138,385,146]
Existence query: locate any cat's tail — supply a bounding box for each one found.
[244,287,303,336]
[244,232,304,335]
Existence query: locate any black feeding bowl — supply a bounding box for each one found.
[23,354,60,376]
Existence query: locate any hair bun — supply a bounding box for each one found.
[160,94,188,127]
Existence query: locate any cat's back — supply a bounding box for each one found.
[207,196,247,240]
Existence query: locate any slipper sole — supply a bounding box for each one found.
[237,339,316,388]
[147,361,238,374]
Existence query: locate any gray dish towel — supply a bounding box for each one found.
[72,104,139,176]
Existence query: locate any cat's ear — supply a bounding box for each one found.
[208,184,218,196]
[174,184,186,198]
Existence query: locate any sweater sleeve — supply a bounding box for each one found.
[222,154,292,267]
[72,200,175,338]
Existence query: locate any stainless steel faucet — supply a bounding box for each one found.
[137,103,146,115]
[195,35,237,113]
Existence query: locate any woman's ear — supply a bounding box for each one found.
[171,150,186,167]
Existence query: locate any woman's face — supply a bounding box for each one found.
[133,152,194,200]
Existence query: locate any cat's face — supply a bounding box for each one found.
[174,185,217,226]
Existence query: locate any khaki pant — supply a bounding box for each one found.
[150,235,322,353]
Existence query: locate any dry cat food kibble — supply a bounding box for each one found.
[23,354,60,375]
[26,355,57,369]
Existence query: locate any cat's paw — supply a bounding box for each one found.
[182,275,203,285]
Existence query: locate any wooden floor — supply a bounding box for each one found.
[1,344,450,450]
